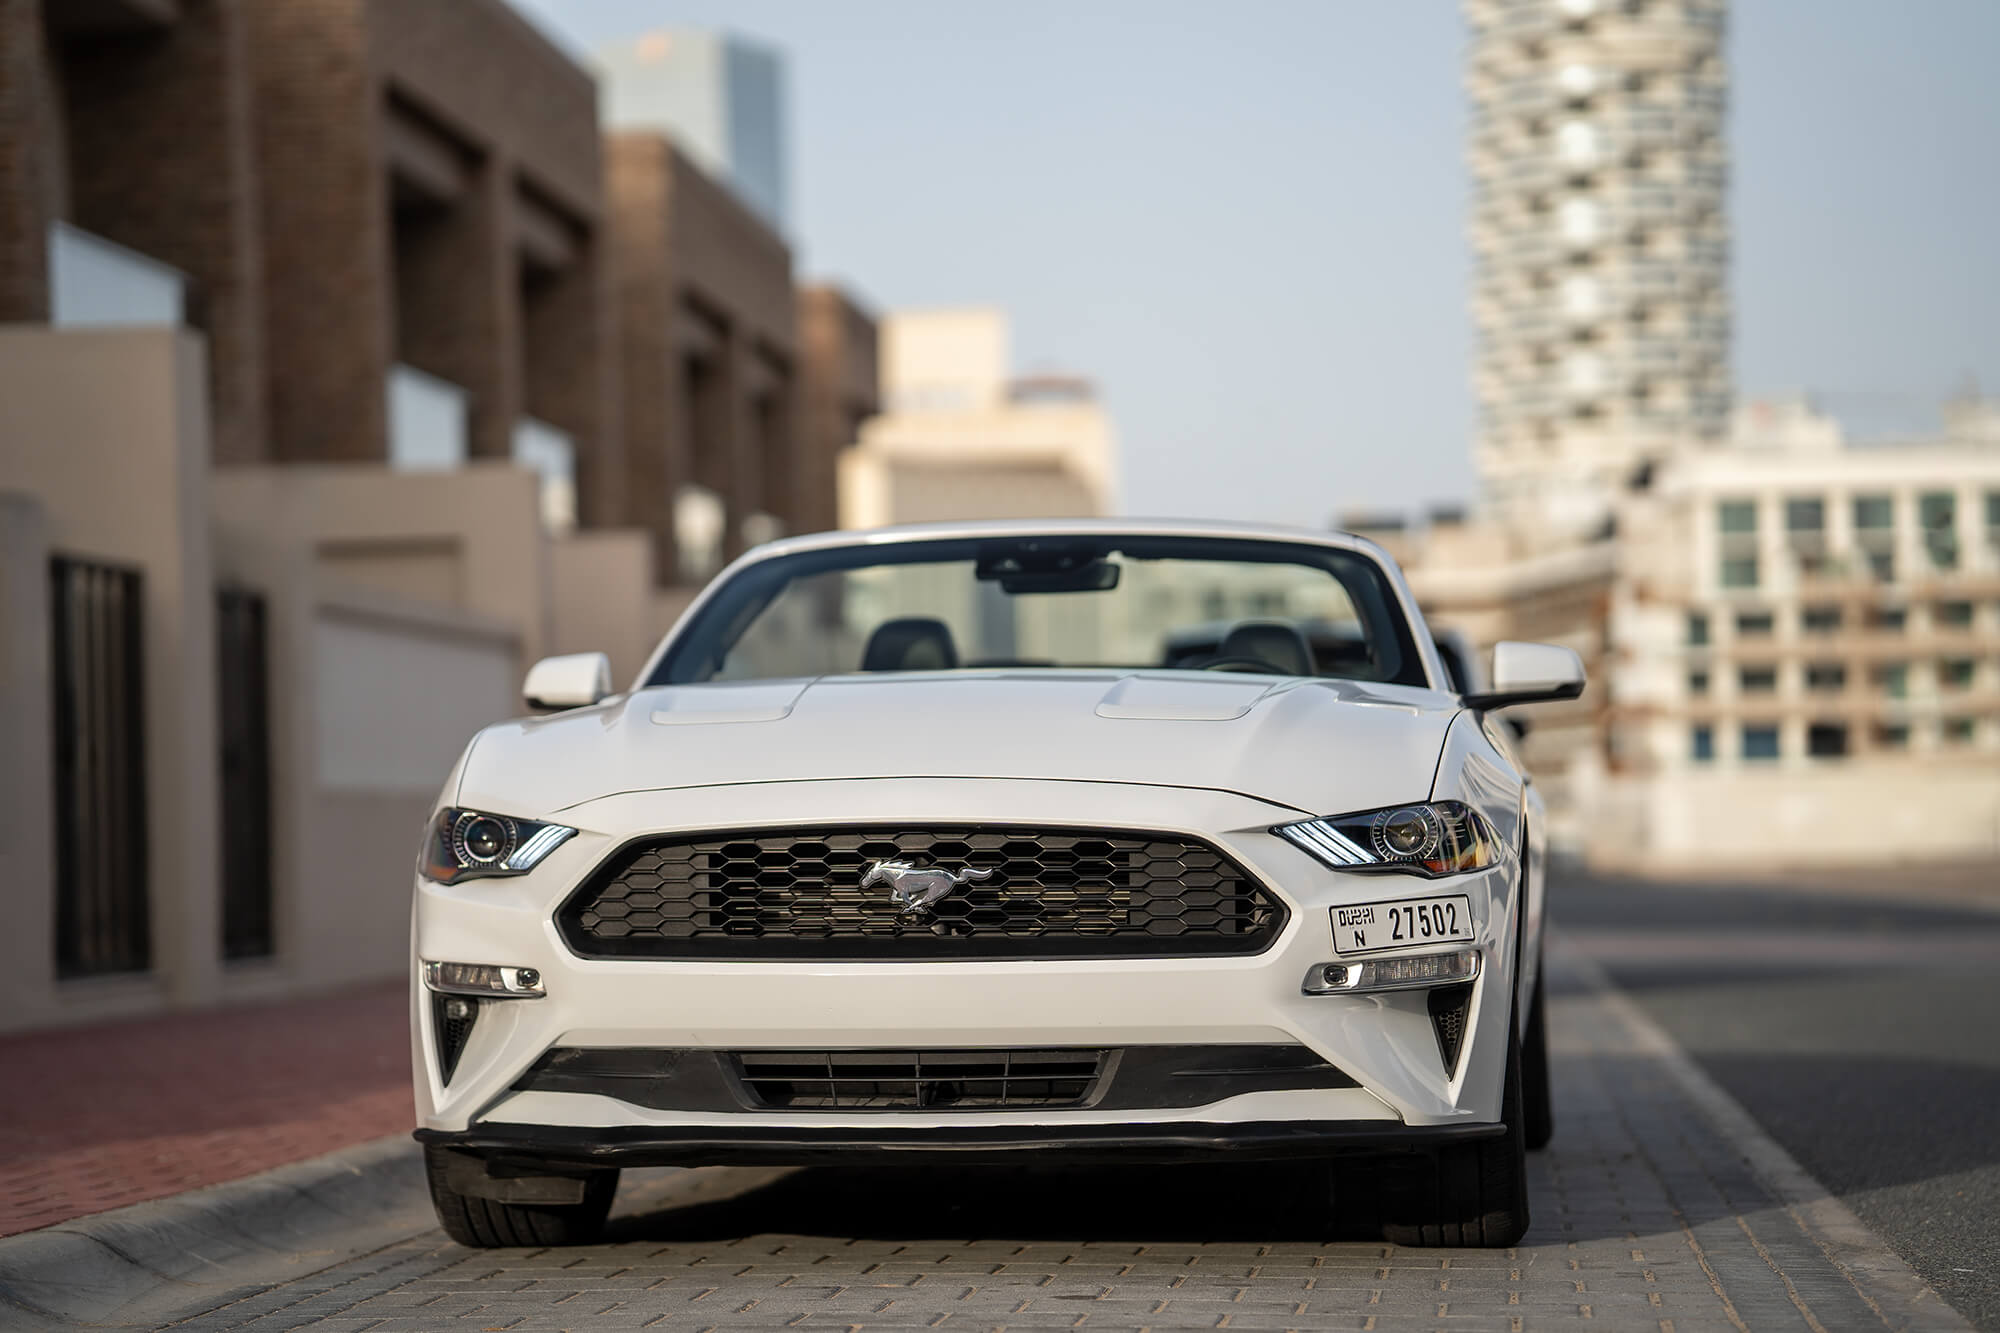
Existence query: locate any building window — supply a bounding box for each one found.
[1935,600,1974,630]
[1739,666,1777,693]
[1853,494,1894,530]
[1919,491,1958,570]
[1854,493,1895,581]
[1801,604,1841,634]
[1718,499,1759,589]
[1804,663,1846,692]
[1873,723,1910,751]
[1687,612,1709,646]
[1873,663,1908,698]
[1806,722,1848,758]
[1741,725,1780,760]
[1734,611,1774,636]
[1785,497,1827,573]
[1867,605,1907,633]
[1688,670,1710,695]
[1942,717,1977,746]
[1690,725,1714,761]
[1940,658,1977,690]
[1718,500,1758,535]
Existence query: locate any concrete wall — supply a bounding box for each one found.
[1596,761,2000,871]
[205,517,520,1007]
[0,327,218,1028]
[0,493,57,1026]
[0,327,531,1033]
[305,587,517,989]
[549,528,658,687]
[210,461,553,666]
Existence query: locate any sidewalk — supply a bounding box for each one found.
[0,980,411,1238]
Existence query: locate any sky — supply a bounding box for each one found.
[515,0,2000,526]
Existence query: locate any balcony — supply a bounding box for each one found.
[48,222,186,327]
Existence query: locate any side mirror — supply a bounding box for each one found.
[523,652,612,712]
[1463,641,1585,712]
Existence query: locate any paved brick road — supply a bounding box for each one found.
[166,957,1960,1332]
[0,980,409,1238]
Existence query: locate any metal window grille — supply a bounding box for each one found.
[216,584,274,960]
[49,556,150,978]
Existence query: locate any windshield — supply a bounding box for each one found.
[649,535,1429,688]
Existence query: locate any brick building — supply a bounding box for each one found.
[608,132,796,581]
[797,284,881,539]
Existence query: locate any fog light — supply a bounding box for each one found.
[422,960,546,998]
[1302,948,1480,995]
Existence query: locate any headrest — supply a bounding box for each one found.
[861,617,961,672]
[1216,619,1314,678]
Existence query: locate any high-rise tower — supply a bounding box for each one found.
[1466,0,1729,542]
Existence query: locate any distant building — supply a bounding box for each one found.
[1595,401,2000,866]
[841,308,1117,528]
[1466,0,1730,544]
[597,29,788,234]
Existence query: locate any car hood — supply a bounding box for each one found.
[455,672,1462,821]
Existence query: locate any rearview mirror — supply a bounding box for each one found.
[524,652,612,712]
[1462,641,1585,711]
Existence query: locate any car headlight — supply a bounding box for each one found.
[1274,801,1500,877]
[419,807,576,884]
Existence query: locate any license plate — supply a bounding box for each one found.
[1330,895,1474,956]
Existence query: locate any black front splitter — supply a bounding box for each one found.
[415,1120,1504,1170]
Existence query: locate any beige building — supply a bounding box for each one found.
[1591,401,2000,867]
[840,308,1116,527]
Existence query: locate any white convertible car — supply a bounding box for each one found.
[412,520,1583,1248]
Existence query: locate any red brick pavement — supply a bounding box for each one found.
[0,980,412,1238]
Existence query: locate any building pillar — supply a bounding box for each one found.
[393,155,520,462]
[60,0,269,464]
[244,0,391,463]
[0,0,67,321]
[521,230,618,528]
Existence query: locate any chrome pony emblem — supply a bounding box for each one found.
[862,859,994,917]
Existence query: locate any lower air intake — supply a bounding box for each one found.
[1428,983,1474,1075]
[737,1049,1104,1110]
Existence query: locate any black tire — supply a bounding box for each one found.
[424,1146,618,1248]
[1520,954,1555,1151]
[1371,1014,1531,1247]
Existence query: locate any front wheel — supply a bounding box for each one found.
[424,1146,618,1248]
[1362,1014,1531,1247]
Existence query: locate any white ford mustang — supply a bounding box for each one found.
[411,520,1583,1248]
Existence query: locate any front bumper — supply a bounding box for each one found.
[416,1119,1507,1169]
[412,778,1520,1141]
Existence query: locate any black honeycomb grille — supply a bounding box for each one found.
[556,826,1287,960]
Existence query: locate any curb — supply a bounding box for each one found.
[0,1133,432,1331]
